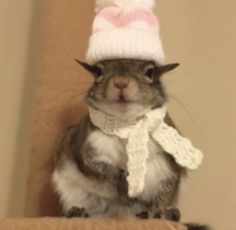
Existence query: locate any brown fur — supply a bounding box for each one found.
[53,59,185,220]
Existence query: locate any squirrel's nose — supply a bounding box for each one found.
[114,82,128,89]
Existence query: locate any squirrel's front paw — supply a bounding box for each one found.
[117,169,128,196]
[116,170,137,206]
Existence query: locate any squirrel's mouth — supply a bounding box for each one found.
[115,94,132,107]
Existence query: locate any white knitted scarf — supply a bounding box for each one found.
[89,106,203,198]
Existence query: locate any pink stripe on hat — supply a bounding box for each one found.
[98,7,159,28]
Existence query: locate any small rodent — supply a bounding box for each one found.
[52,60,210,230]
[52,59,186,220]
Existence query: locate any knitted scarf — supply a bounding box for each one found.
[89,106,203,198]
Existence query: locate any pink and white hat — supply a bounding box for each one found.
[86,0,165,65]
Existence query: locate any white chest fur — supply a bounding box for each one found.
[88,129,174,201]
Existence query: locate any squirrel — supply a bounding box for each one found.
[52,60,209,230]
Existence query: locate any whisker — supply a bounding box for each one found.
[60,90,88,108]
[167,92,205,137]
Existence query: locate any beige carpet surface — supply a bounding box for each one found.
[0,218,187,230]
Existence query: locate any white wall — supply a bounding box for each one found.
[0,0,41,217]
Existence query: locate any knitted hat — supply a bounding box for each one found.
[86,0,165,65]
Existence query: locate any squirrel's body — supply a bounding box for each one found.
[52,58,208,229]
[52,60,188,219]
[53,113,184,218]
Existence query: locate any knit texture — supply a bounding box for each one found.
[86,0,165,64]
[89,106,203,198]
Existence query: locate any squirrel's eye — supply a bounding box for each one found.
[146,68,155,80]
[94,66,103,78]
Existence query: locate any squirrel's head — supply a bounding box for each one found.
[77,59,179,120]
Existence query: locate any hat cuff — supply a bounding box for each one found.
[86,29,165,65]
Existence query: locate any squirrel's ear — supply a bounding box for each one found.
[158,63,180,74]
[75,59,103,77]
